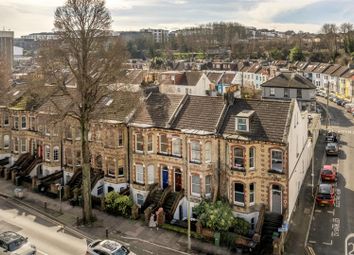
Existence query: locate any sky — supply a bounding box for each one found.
[0,0,353,37]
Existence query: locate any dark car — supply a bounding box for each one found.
[325,132,338,143]
[316,183,335,207]
[320,165,337,182]
[336,99,343,105]
[325,143,339,156]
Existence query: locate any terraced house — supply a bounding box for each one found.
[0,82,316,231]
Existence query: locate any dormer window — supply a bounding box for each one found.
[236,118,248,131]
[235,110,254,132]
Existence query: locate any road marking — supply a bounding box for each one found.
[142,249,153,254]
[315,209,322,213]
[327,210,335,215]
[323,240,333,246]
[309,240,317,244]
[37,249,49,255]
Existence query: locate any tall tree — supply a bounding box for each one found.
[42,0,128,223]
[340,22,354,54]
[320,23,339,62]
[289,46,305,62]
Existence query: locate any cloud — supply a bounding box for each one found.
[0,0,353,36]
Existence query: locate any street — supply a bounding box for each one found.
[307,98,354,255]
[0,197,88,255]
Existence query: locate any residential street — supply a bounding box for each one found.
[307,98,354,255]
[0,196,87,255]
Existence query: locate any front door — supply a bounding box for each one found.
[271,185,282,214]
[162,167,169,189]
[174,170,182,192]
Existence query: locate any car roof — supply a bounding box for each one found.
[98,240,123,252]
[319,183,333,193]
[0,231,22,244]
[323,165,333,170]
[326,143,337,146]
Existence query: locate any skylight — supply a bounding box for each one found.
[13,91,20,96]
[105,98,113,106]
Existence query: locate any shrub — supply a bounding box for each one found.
[232,217,251,236]
[105,192,134,217]
[193,200,234,232]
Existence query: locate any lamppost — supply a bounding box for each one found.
[57,184,63,213]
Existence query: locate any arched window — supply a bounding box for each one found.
[205,142,211,163]
[233,147,245,169]
[136,164,144,184]
[53,146,59,161]
[234,182,245,206]
[3,135,9,149]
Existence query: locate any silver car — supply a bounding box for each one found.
[0,231,36,255]
[87,239,135,255]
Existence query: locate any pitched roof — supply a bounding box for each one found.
[221,99,292,143]
[131,93,185,127]
[331,66,349,77]
[341,69,354,78]
[304,62,319,72]
[245,63,262,74]
[207,71,223,84]
[312,63,331,74]
[323,64,342,75]
[171,95,225,133]
[220,72,236,84]
[261,72,316,89]
[159,71,203,86]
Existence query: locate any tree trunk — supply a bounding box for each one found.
[81,119,93,223]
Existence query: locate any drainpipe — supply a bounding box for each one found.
[127,126,132,186]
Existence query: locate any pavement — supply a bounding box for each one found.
[0,178,234,255]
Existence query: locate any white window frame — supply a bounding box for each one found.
[205,142,212,163]
[3,135,9,149]
[270,88,275,96]
[191,175,201,197]
[172,137,181,157]
[14,116,19,129]
[21,115,26,129]
[147,134,153,153]
[53,146,59,161]
[107,160,115,177]
[21,138,26,153]
[190,141,201,163]
[135,133,144,153]
[137,194,144,206]
[233,147,245,169]
[13,138,19,152]
[3,113,9,126]
[136,164,144,184]
[271,149,283,172]
[205,175,211,198]
[235,117,249,132]
[45,145,51,161]
[249,147,256,170]
[234,182,245,206]
[249,183,255,206]
[159,134,168,154]
[147,165,155,184]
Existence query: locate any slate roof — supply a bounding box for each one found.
[304,62,319,73]
[159,71,203,86]
[221,99,292,143]
[131,93,185,127]
[331,66,349,77]
[207,71,223,83]
[295,61,309,71]
[261,72,316,89]
[245,63,262,74]
[312,63,331,74]
[171,95,225,133]
[220,72,236,84]
[323,64,342,75]
[341,69,354,78]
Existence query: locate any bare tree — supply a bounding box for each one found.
[40,0,129,223]
[320,23,339,62]
[0,58,11,90]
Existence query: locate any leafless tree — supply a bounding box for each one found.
[40,0,132,223]
[320,23,339,62]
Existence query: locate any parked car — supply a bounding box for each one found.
[320,165,337,182]
[325,142,339,156]
[336,99,343,105]
[325,131,338,143]
[0,231,36,255]
[87,239,135,255]
[316,183,336,207]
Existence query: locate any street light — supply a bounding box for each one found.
[56,184,63,213]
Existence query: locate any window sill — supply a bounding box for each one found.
[135,151,144,154]
[231,167,246,172]
[234,202,245,207]
[105,174,116,178]
[133,181,145,186]
[268,169,285,175]
[189,161,201,165]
